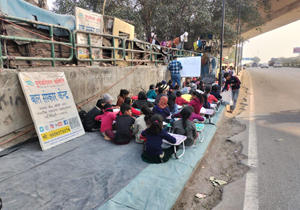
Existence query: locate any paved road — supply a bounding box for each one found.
[215,67,300,210]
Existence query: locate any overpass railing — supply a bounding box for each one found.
[0,15,73,68]
[0,15,201,68]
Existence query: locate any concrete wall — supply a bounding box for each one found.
[0,65,169,149]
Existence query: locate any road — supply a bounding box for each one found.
[215,67,300,210]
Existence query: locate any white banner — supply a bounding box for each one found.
[178,57,201,77]
[18,72,85,151]
[75,7,103,59]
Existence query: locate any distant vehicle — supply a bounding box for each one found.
[261,63,268,68]
[273,61,282,68]
[268,57,278,66]
[243,64,246,69]
[252,63,258,67]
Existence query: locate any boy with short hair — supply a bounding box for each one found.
[175,91,189,105]
[222,72,241,113]
[83,99,105,132]
[105,103,135,145]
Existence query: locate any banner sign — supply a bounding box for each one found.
[293,47,300,53]
[75,7,103,59]
[18,72,85,150]
[178,57,201,77]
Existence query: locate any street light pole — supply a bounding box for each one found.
[218,0,226,90]
[235,6,241,75]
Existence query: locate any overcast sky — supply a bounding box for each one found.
[243,20,300,63]
[47,0,300,63]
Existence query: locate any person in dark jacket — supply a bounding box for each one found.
[210,84,222,100]
[141,114,176,163]
[132,91,154,109]
[82,99,105,132]
[222,73,241,113]
[105,103,135,145]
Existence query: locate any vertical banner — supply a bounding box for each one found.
[18,72,85,150]
[75,7,103,60]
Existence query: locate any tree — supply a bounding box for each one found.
[253,56,261,63]
[52,0,272,50]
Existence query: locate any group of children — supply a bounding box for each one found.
[81,79,223,164]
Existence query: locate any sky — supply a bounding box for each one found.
[243,20,300,63]
[47,0,300,63]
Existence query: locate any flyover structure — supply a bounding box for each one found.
[242,0,300,40]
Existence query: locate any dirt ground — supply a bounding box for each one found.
[173,72,249,210]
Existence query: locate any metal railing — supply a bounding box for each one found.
[73,30,125,66]
[0,15,73,68]
[0,15,201,68]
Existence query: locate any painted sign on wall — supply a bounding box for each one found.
[75,7,103,60]
[18,72,85,150]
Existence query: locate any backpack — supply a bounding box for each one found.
[78,110,87,123]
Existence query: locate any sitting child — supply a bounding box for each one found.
[103,94,113,104]
[83,99,105,132]
[205,86,218,103]
[181,81,191,94]
[141,114,176,163]
[173,106,205,122]
[210,84,222,100]
[133,106,153,143]
[188,91,204,114]
[203,94,211,109]
[146,84,157,99]
[173,85,180,96]
[175,91,188,105]
[154,87,168,105]
[95,103,116,139]
[173,107,197,147]
[153,96,170,121]
[123,97,141,116]
[168,94,178,115]
[116,89,129,107]
[105,103,135,145]
[132,92,154,109]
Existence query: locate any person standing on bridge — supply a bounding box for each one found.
[222,72,241,114]
[168,56,183,88]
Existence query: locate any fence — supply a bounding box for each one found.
[0,15,201,68]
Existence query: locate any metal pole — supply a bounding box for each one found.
[218,0,226,90]
[235,6,241,75]
[238,25,243,72]
[240,42,244,72]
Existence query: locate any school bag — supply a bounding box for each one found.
[78,110,87,123]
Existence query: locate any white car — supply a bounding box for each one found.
[261,63,268,68]
[273,62,282,68]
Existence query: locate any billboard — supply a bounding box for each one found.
[178,57,201,77]
[293,48,300,53]
[18,72,85,150]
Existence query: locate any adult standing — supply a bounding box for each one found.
[222,72,241,114]
[167,56,183,88]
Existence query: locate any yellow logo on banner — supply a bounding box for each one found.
[41,126,71,141]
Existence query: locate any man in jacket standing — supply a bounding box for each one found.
[167,56,183,88]
[222,73,241,114]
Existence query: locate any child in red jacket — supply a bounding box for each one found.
[175,91,189,105]
[95,104,116,139]
[205,86,218,103]
[188,91,204,114]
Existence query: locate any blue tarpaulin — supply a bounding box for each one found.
[0,0,75,36]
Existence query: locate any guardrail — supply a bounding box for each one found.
[0,15,73,68]
[0,15,201,68]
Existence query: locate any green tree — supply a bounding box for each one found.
[253,56,261,63]
[52,0,271,50]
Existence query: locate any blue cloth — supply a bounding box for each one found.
[146,90,157,99]
[0,0,75,36]
[152,105,170,121]
[168,60,183,74]
[171,74,182,88]
[201,64,209,77]
[197,40,202,48]
[141,130,176,156]
[170,104,178,115]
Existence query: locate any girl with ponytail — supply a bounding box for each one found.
[173,107,197,147]
[141,114,177,163]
